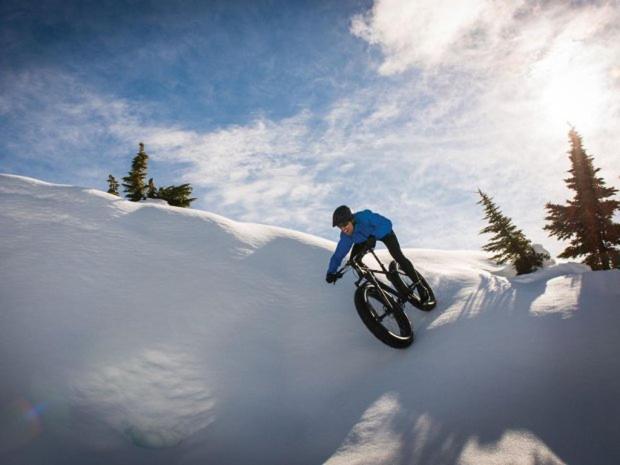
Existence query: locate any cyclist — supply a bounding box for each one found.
[325,205,429,302]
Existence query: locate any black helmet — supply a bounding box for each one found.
[332,205,353,227]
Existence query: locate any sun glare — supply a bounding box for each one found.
[533,43,608,133]
[541,68,606,131]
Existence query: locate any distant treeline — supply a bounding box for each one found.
[107,143,196,208]
[478,128,619,273]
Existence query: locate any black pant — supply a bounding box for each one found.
[351,231,417,281]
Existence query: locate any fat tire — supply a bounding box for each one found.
[354,284,413,348]
[388,261,437,311]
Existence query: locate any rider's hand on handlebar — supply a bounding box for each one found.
[326,272,339,284]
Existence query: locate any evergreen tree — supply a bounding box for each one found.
[156,184,196,208]
[122,143,149,201]
[544,129,620,270]
[107,175,120,196]
[146,178,158,199]
[114,142,196,208]
[478,189,547,275]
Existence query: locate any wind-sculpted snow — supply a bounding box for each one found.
[1,174,619,465]
[72,348,215,448]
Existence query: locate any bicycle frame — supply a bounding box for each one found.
[337,249,409,312]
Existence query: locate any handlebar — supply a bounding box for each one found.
[335,246,375,277]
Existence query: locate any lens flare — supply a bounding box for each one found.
[0,397,45,452]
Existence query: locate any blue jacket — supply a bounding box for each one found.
[327,209,392,274]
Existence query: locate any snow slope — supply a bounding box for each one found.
[1,173,619,465]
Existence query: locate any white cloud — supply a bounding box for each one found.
[0,70,146,159]
[3,0,619,258]
[351,0,493,74]
[459,430,566,465]
[133,113,334,231]
[346,0,620,254]
[350,0,620,78]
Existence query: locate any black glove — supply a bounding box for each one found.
[326,272,339,284]
[365,235,376,251]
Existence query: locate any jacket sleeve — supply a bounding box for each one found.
[327,234,354,274]
[369,211,392,239]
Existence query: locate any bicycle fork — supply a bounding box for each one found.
[364,271,403,319]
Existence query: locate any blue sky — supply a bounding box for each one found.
[1,0,619,256]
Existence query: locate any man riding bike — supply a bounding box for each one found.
[325,205,430,303]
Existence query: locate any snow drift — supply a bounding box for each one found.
[0,173,619,465]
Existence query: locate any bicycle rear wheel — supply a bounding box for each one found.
[354,284,413,348]
[388,261,436,311]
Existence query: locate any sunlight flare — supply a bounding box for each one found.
[532,41,609,133]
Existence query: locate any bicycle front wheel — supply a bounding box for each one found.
[354,284,413,349]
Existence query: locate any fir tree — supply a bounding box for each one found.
[122,143,149,201]
[146,178,158,199]
[478,189,547,275]
[544,128,620,270]
[156,184,196,208]
[107,175,120,196]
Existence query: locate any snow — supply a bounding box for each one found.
[1,173,619,464]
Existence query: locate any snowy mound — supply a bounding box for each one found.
[1,174,619,465]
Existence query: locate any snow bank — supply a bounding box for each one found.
[1,174,619,465]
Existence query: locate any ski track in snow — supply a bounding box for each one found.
[1,174,619,465]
